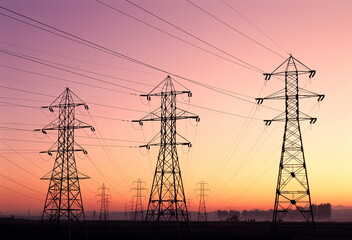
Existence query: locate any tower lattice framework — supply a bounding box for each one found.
[97,183,110,221]
[256,55,324,232]
[195,181,209,222]
[133,75,199,233]
[36,88,94,236]
[130,178,147,221]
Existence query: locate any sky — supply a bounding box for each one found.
[0,0,352,215]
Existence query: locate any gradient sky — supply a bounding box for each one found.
[0,0,351,215]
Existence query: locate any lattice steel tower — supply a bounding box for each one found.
[256,55,324,232]
[36,88,94,237]
[133,75,199,234]
[97,183,110,221]
[130,178,147,221]
[195,181,209,222]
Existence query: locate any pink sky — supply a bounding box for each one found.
[0,0,352,215]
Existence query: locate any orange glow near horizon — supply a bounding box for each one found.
[1,0,352,216]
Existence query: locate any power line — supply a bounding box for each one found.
[1,49,143,95]
[222,0,289,55]
[0,83,149,113]
[186,0,286,59]
[0,6,263,105]
[97,0,262,74]
[0,40,163,76]
[107,0,264,73]
[1,46,156,89]
[0,64,138,95]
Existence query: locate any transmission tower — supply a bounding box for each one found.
[133,75,200,235]
[36,88,94,238]
[130,178,147,221]
[124,203,129,221]
[97,183,111,221]
[195,181,209,222]
[256,55,324,233]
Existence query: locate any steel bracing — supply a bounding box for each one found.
[97,183,110,221]
[131,178,147,221]
[195,181,209,222]
[256,55,324,233]
[36,88,94,237]
[133,75,199,235]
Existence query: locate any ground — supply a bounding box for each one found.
[0,218,351,240]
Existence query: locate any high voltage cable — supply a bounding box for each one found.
[217,125,312,204]
[0,84,149,113]
[0,137,138,148]
[0,49,143,95]
[0,154,39,179]
[0,6,265,105]
[85,154,128,201]
[212,103,319,202]
[103,0,264,73]
[87,110,132,185]
[0,85,272,120]
[0,126,144,143]
[0,172,41,194]
[0,40,163,76]
[0,184,42,201]
[96,0,262,74]
[0,64,140,95]
[222,0,289,55]
[186,0,286,59]
[0,46,156,88]
[177,101,263,121]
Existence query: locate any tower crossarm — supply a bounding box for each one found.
[256,89,324,104]
[263,111,317,126]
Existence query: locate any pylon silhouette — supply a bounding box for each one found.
[97,183,110,221]
[36,88,94,238]
[256,55,324,234]
[130,178,147,221]
[195,181,209,222]
[133,75,200,236]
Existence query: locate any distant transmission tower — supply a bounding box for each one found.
[97,183,110,221]
[133,75,200,235]
[256,55,324,233]
[130,178,147,221]
[195,181,209,222]
[124,203,129,221]
[36,88,94,238]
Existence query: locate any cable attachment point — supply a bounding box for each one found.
[49,107,54,112]
[255,98,264,105]
[263,73,271,81]
[309,70,316,78]
[139,121,143,126]
[188,92,192,98]
[83,150,88,155]
[310,118,317,124]
[317,95,325,102]
[196,117,200,122]
[147,96,151,101]
[90,127,95,132]
[264,120,272,126]
[84,104,89,110]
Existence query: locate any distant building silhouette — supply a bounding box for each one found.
[312,203,331,220]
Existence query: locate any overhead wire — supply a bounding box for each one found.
[0,6,276,108]
[0,49,143,95]
[96,0,262,74]
[221,0,289,55]
[120,0,264,73]
[0,40,164,76]
[186,0,286,59]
